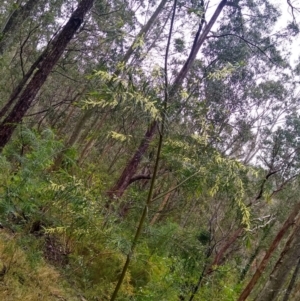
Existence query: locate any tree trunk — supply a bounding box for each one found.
[121,0,169,65]
[150,187,174,225]
[66,109,94,147]
[255,218,300,301]
[78,110,109,165]
[237,201,300,301]
[0,0,95,151]
[206,227,244,274]
[239,223,275,282]
[0,50,46,120]
[107,121,157,198]
[0,0,39,55]
[282,257,300,301]
[107,0,228,200]
[171,0,227,91]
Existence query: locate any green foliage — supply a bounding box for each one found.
[85,68,161,120]
[162,134,252,229]
[0,231,80,300]
[0,128,63,228]
[0,0,299,300]
[196,264,242,301]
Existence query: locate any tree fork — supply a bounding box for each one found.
[107,121,157,199]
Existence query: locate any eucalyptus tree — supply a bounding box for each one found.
[56,0,170,155]
[106,0,297,202]
[255,218,300,301]
[0,0,96,150]
[237,113,300,301]
[108,1,300,299]
[107,0,229,199]
[0,0,40,55]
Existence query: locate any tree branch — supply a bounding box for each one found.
[206,33,280,66]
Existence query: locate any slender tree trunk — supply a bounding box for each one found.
[52,109,95,169]
[0,0,39,55]
[74,0,169,164]
[239,223,275,282]
[121,0,169,65]
[237,202,300,301]
[0,50,46,120]
[150,187,174,225]
[290,284,300,300]
[67,109,93,147]
[206,227,244,274]
[78,111,109,164]
[0,0,95,151]
[255,219,300,301]
[77,112,101,145]
[107,0,228,200]
[171,0,227,91]
[107,122,157,198]
[282,257,300,301]
[188,253,212,301]
[56,104,76,135]
[107,146,128,175]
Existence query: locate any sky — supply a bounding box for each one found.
[273,0,300,65]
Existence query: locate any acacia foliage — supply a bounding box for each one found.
[0,0,300,300]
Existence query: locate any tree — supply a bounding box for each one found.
[0,0,95,151]
[0,0,299,300]
[107,0,229,199]
[0,0,40,55]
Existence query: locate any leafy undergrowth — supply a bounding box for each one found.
[0,129,244,300]
[0,230,80,301]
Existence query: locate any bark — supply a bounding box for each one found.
[0,0,39,55]
[237,201,300,301]
[78,110,109,165]
[255,224,300,301]
[150,187,173,225]
[107,0,228,200]
[288,279,300,300]
[206,227,244,274]
[282,257,300,301]
[0,0,95,151]
[0,50,46,120]
[107,122,157,198]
